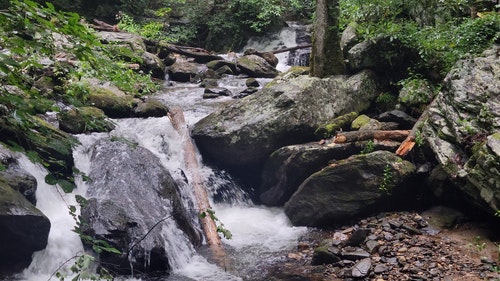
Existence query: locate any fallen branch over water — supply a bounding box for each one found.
[167,106,226,261]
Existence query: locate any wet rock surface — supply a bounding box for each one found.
[264,210,500,281]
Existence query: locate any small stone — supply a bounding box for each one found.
[374,264,389,273]
[397,255,407,265]
[389,220,403,228]
[397,247,408,253]
[341,248,370,260]
[366,240,380,254]
[351,258,371,278]
[287,253,302,260]
[345,228,371,247]
[297,242,308,251]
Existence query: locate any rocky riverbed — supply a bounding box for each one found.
[263,207,500,281]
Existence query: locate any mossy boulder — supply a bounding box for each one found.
[58,106,115,134]
[237,54,279,78]
[314,112,358,139]
[85,79,136,118]
[351,114,371,130]
[0,116,77,186]
[133,99,169,118]
[284,151,416,227]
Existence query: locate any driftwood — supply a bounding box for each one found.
[89,19,119,31]
[271,44,312,54]
[162,43,224,63]
[334,130,410,144]
[167,106,225,260]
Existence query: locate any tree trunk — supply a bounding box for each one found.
[310,0,345,77]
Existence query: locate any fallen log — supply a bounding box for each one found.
[334,130,410,144]
[160,43,224,63]
[167,106,225,259]
[271,44,312,54]
[89,19,119,31]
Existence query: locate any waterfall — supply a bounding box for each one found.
[14,24,310,281]
[242,23,311,72]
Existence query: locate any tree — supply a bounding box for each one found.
[310,0,346,77]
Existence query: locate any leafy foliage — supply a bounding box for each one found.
[0,0,158,191]
[340,0,500,78]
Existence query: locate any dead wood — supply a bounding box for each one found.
[271,44,312,54]
[167,106,225,260]
[334,130,410,144]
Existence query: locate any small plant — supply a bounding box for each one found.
[199,208,232,240]
[469,236,487,252]
[361,140,375,154]
[53,195,120,281]
[379,164,395,195]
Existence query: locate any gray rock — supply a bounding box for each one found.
[422,45,500,214]
[203,87,231,99]
[168,59,204,82]
[351,258,371,277]
[192,70,380,183]
[0,162,37,204]
[134,99,169,118]
[347,35,418,78]
[141,51,166,79]
[237,54,279,78]
[0,176,50,275]
[341,248,370,260]
[81,139,200,275]
[260,142,364,206]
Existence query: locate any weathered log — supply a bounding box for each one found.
[396,98,437,156]
[334,130,410,144]
[163,44,224,63]
[90,19,119,31]
[167,106,225,257]
[271,44,312,54]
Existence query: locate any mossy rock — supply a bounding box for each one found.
[59,106,115,134]
[85,80,135,118]
[315,111,358,139]
[0,116,77,188]
[351,114,371,130]
[134,99,169,118]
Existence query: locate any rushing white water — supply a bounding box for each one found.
[16,25,310,281]
[17,155,85,281]
[243,27,297,72]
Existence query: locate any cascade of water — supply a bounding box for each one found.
[17,155,85,281]
[17,24,310,281]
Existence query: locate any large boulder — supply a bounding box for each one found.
[237,54,279,78]
[422,45,500,214]
[192,70,380,182]
[167,59,204,82]
[99,31,165,79]
[347,35,418,80]
[284,151,416,227]
[0,114,76,186]
[80,139,201,275]
[260,140,401,206]
[85,78,136,118]
[0,161,37,205]
[58,106,115,134]
[0,176,50,277]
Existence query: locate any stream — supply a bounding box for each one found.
[16,25,310,281]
